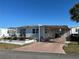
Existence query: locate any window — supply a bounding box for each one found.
[76,29,78,32]
[32,29,39,34]
[7,30,9,34]
[36,29,39,33]
[45,28,48,33]
[32,29,35,33]
[78,29,79,32]
[20,29,26,37]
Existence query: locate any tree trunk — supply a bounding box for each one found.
[77,34,79,45]
[78,38,79,45]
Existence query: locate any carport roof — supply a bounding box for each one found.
[16,25,70,30]
[42,25,70,30]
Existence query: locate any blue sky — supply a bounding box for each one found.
[0,0,79,28]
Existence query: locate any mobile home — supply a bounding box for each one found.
[0,28,16,38]
[16,25,69,41]
[70,27,79,35]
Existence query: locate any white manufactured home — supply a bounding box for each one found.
[0,28,9,38]
[16,25,70,41]
[70,27,79,35]
[0,28,16,38]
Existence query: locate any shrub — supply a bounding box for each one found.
[12,36,17,40]
[17,37,26,41]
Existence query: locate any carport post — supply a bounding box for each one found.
[38,24,41,42]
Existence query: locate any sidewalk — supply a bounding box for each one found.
[0,40,35,45]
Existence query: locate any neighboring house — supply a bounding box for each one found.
[16,25,70,41]
[0,28,10,38]
[0,28,16,38]
[70,27,79,35]
[66,27,79,41]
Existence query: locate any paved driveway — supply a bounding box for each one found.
[13,42,65,54]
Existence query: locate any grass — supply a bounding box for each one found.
[0,43,22,50]
[64,41,79,54]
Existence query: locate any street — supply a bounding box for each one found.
[0,50,79,59]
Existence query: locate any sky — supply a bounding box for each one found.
[0,0,79,28]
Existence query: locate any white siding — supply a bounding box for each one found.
[0,28,9,38]
[70,27,79,34]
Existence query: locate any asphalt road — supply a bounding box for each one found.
[0,50,79,59]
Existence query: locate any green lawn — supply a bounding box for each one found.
[64,42,79,54]
[0,43,21,50]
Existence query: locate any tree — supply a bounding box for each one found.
[70,3,79,22]
[69,3,79,44]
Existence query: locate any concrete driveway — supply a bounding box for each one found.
[13,42,65,54]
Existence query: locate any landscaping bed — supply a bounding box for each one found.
[64,41,79,54]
